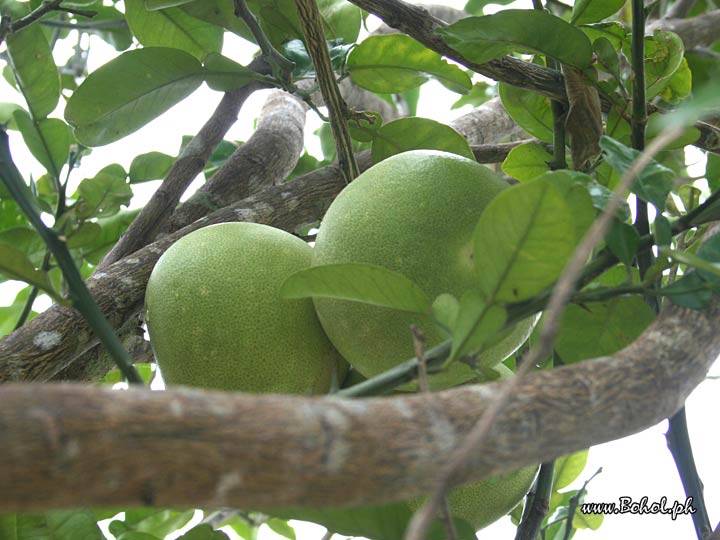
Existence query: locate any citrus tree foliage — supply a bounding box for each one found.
[1,0,720,539]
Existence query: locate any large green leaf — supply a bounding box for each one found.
[125,0,223,59]
[65,48,204,146]
[371,117,474,162]
[5,23,60,119]
[0,510,102,540]
[129,151,176,183]
[554,450,589,490]
[13,110,70,176]
[499,82,553,143]
[0,244,56,295]
[570,0,625,25]
[501,142,552,181]
[203,53,263,92]
[448,290,507,366]
[347,34,472,94]
[554,297,655,363]
[74,167,133,219]
[281,263,431,313]
[438,10,593,68]
[473,180,576,303]
[599,136,674,209]
[642,31,685,99]
[0,287,37,337]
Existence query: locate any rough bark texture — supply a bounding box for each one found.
[1,298,718,512]
[649,9,720,49]
[166,90,308,232]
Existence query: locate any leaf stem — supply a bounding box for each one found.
[0,129,142,385]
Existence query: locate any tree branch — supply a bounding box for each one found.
[166,90,308,233]
[1,293,719,511]
[649,9,720,50]
[98,67,267,270]
[0,153,373,383]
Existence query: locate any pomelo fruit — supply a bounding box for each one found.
[312,150,534,389]
[145,222,343,394]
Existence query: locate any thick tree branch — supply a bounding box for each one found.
[1,295,718,512]
[348,0,566,101]
[166,90,308,232]
[649,9,720,50]
[99,73,265,270]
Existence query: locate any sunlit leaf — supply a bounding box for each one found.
[371,117,474,162]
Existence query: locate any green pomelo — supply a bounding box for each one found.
[145,222,342,394]
[312,150,534,389]
[407,466,539,531]
[268,466,538,536]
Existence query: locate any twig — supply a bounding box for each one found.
[631,0,653,284]
[233,0,294,83]
[403,125,685,540]
[41,19,128,30]
[514,461,555,540]
[0,129,142,385]
[471,140,553,163]
[562,467,602,540]
[0,0,62,44]
[319,530,334,540]
[294,0,358,182]
[664,0,697,19]
[666,407,713,540]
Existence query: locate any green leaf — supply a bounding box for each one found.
[13,111,70,176]
[0,244,56,296]
[281,263,431,313]
[371,117,474,162]
[129,151,175,183]
[660,247,720,278]
[474,180,576,302]
[555,297,655,363]
[438,10,593,68]
[573,506,604,530]
[266,518,296,540]
[580,21,628,50]
[125,509,195,538]
[499,82,553,143]
[5,23,60,119]
[177,524,229,540]
[599,136,674,209]
[282,38,354,80]
[646,113,699,149]
[432,292,459,333]
[554,450,589,490]
[533,171,597,242]
[662,272,716,309]
[451,82,493,109]
[347,34,472,94]
[570,0,625,25]
[659,57,692,104]
[146,0,196,8]
[1,510,104,540]
[117,533,163,540]
[448,290,507,366]
[0,227,46,267]
[203,52,262,91]
[501,142,552,181]
[0,102,23,129]
[606,220,640,266]
[125,0,223,59]
[65,48,204,146]
[66,222,102,249]
[642,31,685,99]
[75,169,133,219]
[270,503,475,540]
[0,286,37,337]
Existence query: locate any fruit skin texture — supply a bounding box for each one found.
[145,222,341,394]
[312,149,534,389]
[407,466,538,531]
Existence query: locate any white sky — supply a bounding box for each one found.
[1,1,719,539]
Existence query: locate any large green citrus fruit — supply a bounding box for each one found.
[145,222,342,394]
[312,150,534,389]
[407,466,538,531]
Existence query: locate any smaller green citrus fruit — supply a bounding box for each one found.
[145,222,342,394]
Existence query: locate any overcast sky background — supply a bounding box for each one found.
[0,1,718,539]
